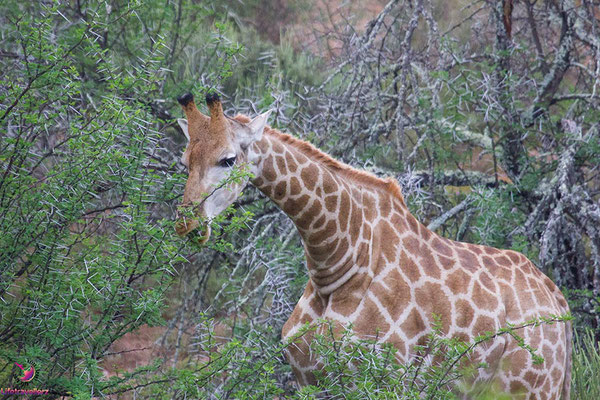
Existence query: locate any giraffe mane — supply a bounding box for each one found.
[233,114,406,206]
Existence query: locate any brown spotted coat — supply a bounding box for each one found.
[175,96,572,399]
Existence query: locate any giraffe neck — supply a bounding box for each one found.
[249,129,411,294]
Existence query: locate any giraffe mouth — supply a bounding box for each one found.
[175,217,211,245]
[188,224,211,246]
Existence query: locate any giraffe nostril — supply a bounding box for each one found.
[175,206,199,236]
[175,218,196,236]
[176,204,193,219]
[174,208,211,245]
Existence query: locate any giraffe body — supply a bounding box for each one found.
[175,94,572,399]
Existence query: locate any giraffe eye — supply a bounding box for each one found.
[218,156,236,168]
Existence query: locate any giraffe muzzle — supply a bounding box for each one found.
[188,224,211,246]
[175,209,212,246]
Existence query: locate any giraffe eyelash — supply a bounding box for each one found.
[218,156,236,168]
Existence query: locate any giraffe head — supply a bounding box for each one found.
[175,92,270,244]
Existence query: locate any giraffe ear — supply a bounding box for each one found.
[235,110,271,149]
[177,118,190,142]
[248,110,271,138]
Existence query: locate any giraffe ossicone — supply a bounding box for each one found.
[175,93,572,399]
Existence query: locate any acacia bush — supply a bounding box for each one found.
[0,2,191,397]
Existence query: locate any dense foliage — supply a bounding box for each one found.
[1,0,599,398]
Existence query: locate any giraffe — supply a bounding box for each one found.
[174,92,572,399]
